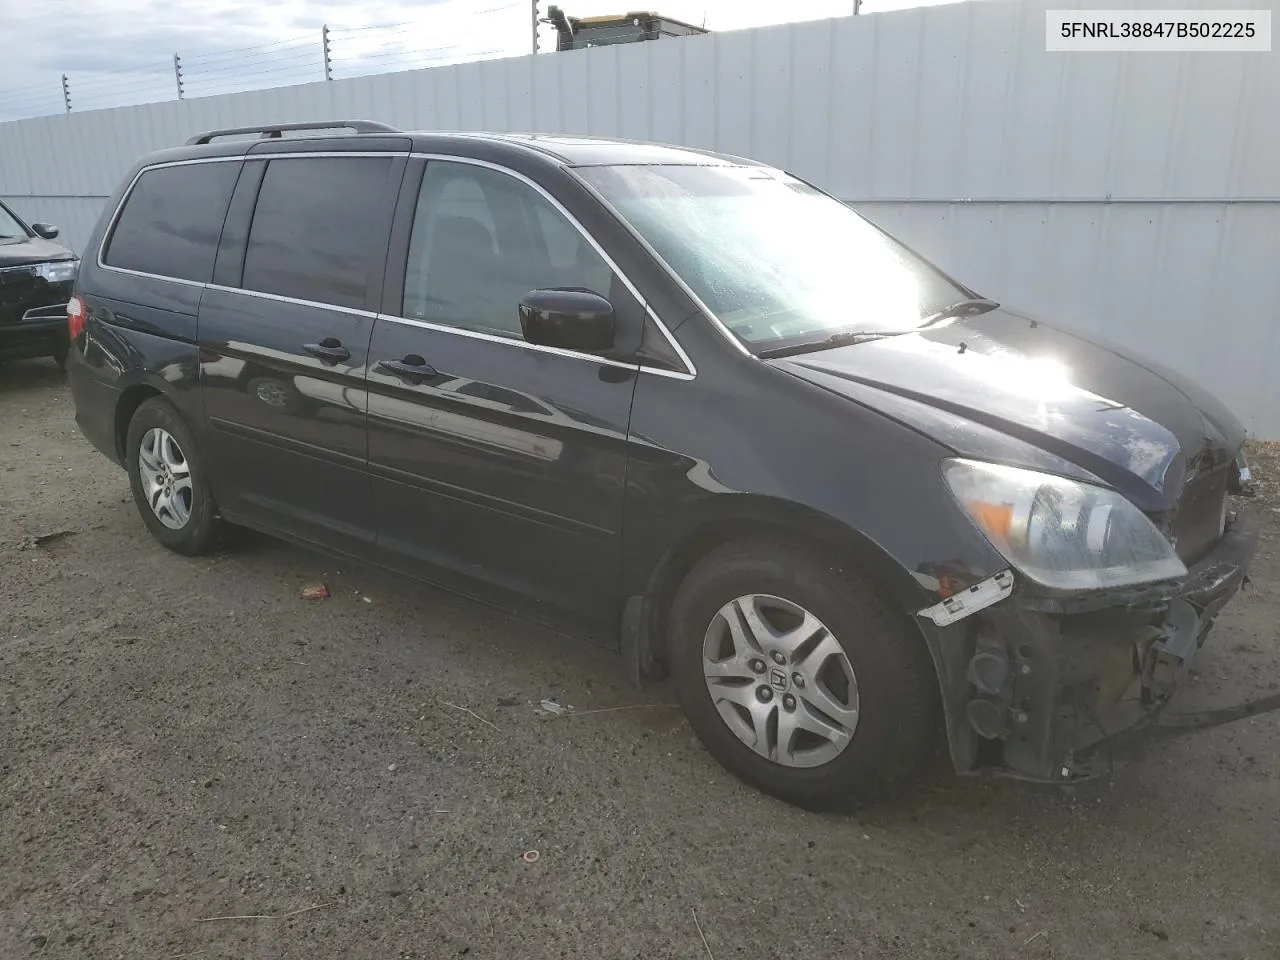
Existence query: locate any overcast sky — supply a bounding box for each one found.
[0,0,959,121]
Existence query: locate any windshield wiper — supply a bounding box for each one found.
[757,330,891,359]
[757,299,1001,360]
[921,297,1000,325]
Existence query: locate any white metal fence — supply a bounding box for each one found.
[0,4,530,121]
[2,0,1277,436]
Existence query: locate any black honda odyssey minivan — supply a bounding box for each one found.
[67,121,1256,808]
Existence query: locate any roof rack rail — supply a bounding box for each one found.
[185,120,401,146]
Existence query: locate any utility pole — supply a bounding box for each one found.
[322,24,333,81]
[532,0,540,55]
[173,53,185,100]
[61,74,71,114]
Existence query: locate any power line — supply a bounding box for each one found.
[63,81,173,101]
[185,64,324,85]
[185,65,323,87]
[67,88,171,103]
[334,50,476,66]
[327,2,521,35]
[62,75,174,96]
[329,36,518,62]
[65,69,172,86]
[0,92,63,107]
[183,32,321,65]
[326,20,415,34]
[334,49,508,76]
[180,45,321,72]
[0,78,65,96]
[60,65,173,85]
[328,30,520,52]
[186,49,322,78]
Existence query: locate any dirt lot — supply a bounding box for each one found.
[2,359,1278,960]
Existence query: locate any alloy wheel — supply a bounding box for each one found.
[137,427,193,530]
[702,593,860,768]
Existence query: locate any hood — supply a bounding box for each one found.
[0,234,75,267]
[774,308,1245,511]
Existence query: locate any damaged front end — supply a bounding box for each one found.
[921,510,1258,782]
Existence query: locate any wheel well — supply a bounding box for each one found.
[113,385,162,461]
[643,513,922,669]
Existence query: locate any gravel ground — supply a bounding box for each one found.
[2,358,1278,960]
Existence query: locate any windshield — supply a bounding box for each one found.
[0,202,31,240]
[577,164,970,350]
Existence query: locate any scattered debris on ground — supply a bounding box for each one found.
[441,700,500,731]
[537,698,573,717]
[21,529,75,549]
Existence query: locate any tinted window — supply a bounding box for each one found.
[242,156,394,310]
[403,161,614,338]
[104,162,240,282]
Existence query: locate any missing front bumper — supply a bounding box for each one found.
[941,514,1258,782]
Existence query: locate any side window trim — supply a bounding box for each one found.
[96,155,245,287]
[380,158,426,320]
[204,282,379,319]
[379,313,645,372]
[211,159,267,289]
[388,153,696,380]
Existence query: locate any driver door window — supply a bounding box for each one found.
[402,161,615,339]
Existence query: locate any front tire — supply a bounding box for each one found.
[669,536,938,810]
[125,397,221,555]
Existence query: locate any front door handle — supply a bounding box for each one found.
[377,355,438,384]
[303,338,351,365]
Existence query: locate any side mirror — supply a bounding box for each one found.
[519,288,615,353]
[32,223,59,240]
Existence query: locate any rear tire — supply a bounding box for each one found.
[669,536,938,810]
[125,397,222,556]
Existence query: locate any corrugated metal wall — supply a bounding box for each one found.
[2,0,1277,435]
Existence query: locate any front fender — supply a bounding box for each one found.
[623,356,1008,611]
[621,357,1011,743]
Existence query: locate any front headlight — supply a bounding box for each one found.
[36,259,78,284]
[943,459,1186,590]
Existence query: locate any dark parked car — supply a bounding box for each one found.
[67,121,1257,808]
[0,199,78,369]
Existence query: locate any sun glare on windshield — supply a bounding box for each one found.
[578,164,965,350]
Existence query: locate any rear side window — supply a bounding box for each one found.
[241,156,394,310]
[103,161,240,283]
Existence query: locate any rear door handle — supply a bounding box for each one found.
[303,338,351,365]
[377,355,438,384]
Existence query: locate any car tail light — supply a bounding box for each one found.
[67,295,84,339]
